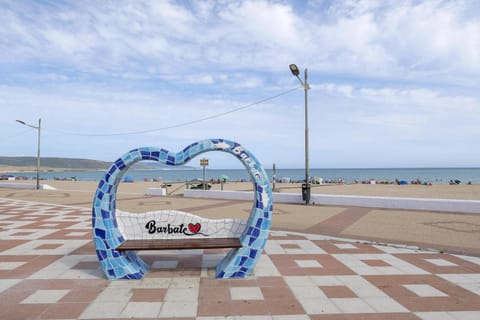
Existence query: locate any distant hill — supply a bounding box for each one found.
[0,156,197,170]
[0,156,111,169]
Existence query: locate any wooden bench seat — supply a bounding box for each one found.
[116,237,242,251]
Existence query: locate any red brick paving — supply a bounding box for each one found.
[0,198,479,319]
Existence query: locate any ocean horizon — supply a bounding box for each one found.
[6,167,480,184]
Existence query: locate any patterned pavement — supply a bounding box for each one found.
[1,198,480,319]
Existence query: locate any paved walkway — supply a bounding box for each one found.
[1,187,479,257]
[1,198,480,319]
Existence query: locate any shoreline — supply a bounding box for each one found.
[2,168,479,185]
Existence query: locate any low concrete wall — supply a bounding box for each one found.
[0,183,56,190]
[145,188,167,196]
[184,189,480,214]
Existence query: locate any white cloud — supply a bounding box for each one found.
[1,0,478,82]
[1,0,479,168]
[317,83,478,113]
[316,83,355,97]
[379,1,480,74]
[219,1,301,47]
[302,0,480,82]
[3,76,478,167]
[311,82,479,161]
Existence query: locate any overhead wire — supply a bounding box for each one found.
[44,85,302,137]
[3,128,33,141]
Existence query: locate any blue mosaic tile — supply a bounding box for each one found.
[92,139,272,280]
[115,159,126,170]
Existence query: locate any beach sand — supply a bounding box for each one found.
[1,179,479,200]
[212,180,480,200]
[2,162,480,200]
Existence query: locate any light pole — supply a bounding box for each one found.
[16,118,41,190]
[289,64,311,204]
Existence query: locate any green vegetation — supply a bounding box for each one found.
[0,156,110,169]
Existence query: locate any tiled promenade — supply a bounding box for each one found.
[1,198,480,319]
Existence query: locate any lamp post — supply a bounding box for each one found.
[289,64,311,204]
[16,118,41,190]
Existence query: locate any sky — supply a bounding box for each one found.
[1,0,479,169]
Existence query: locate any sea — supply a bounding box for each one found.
[7,167,480,184]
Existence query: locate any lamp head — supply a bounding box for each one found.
[289,64,300,76]
[16,120,26,125]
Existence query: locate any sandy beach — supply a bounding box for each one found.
[1,162,479,199]
[1,179,479,200]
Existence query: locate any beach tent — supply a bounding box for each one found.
[123,176,134,183]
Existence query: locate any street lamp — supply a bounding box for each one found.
[16,119,41,190]
[289,64,311,204]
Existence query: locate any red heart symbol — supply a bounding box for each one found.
[188,223,201,234]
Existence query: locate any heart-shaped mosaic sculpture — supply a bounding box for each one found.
[92,139,273,280]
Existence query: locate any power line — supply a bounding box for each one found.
[45,86,302,137]
[3,128,32,141]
